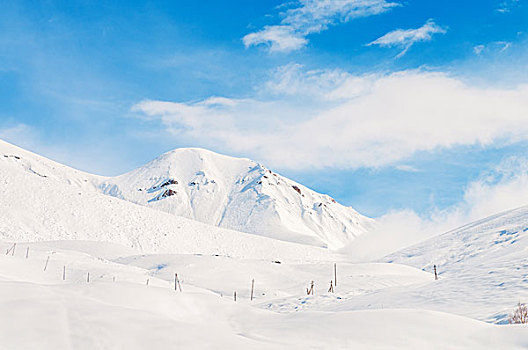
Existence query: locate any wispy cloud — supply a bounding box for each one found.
[243,0,400,52]
[345,156,528,261]
[243,26,308,53]
[368,19,447,57]
[497,41,512,52]
[472,41,512,55]
[132,64,528,171]
[0,124,39,147]
[474,45,485,55]
[496,0,519,13]
[395,165,420,172]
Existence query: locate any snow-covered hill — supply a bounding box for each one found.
[241,206,528,325]
[0,139,373,250]
[373,205,528,323]
[98,148,374,249]
[0,139,345,262]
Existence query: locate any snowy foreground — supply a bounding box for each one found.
[0,240,527,349]
[2,138,528,348]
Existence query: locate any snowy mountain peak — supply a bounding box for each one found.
[0,139,374,250]
[99,147,375,249]
[138,147,259,185]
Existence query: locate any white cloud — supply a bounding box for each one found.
[243,26,308,53]
[264,63,373,100]
[343,209,456,261]
[243,0,399,52]
[0,123,130,176]
[472,41,512,56]
[344,156,528,261]
[0,124,37,143]
[133,65,528,171]
[462,156,528,219]
[395,164,420,172]
[474,45,485,55]
[497,41,512,52]
[497,0,519,13]
[368,19,447,57]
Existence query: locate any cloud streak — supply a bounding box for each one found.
[368,19,447,57]
[243,0,399,52]
[496,0,519,13]
[133,64,528,171]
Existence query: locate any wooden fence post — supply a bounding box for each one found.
[87,272,90,283]
[334,263,337,286]
[25,247,29,259]
[174,273,182,291]
[6,243,16,256]
[63,266,66,281]
[250,279,255,301]
[306,281,314,295]
[234,291,237,302]
[43,256,50,271]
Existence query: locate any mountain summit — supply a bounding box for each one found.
[98,147,374,249]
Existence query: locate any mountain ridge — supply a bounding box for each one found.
[0,139,374,250]
[0,138,346,261]
[97,146,374,249]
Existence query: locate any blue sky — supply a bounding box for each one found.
[2,0,528,220]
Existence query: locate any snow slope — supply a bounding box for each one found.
[228,205,528,328]
[0,139,373,250]
[1,241,527,349]
[370,205,528,323]
[97,148,374,249]
[0,139,345,262]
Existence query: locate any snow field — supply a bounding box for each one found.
[0,241,527,349]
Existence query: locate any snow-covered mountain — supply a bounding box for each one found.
[97,148,374,249]
[0,139,344,261]
[0,138,372,252]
